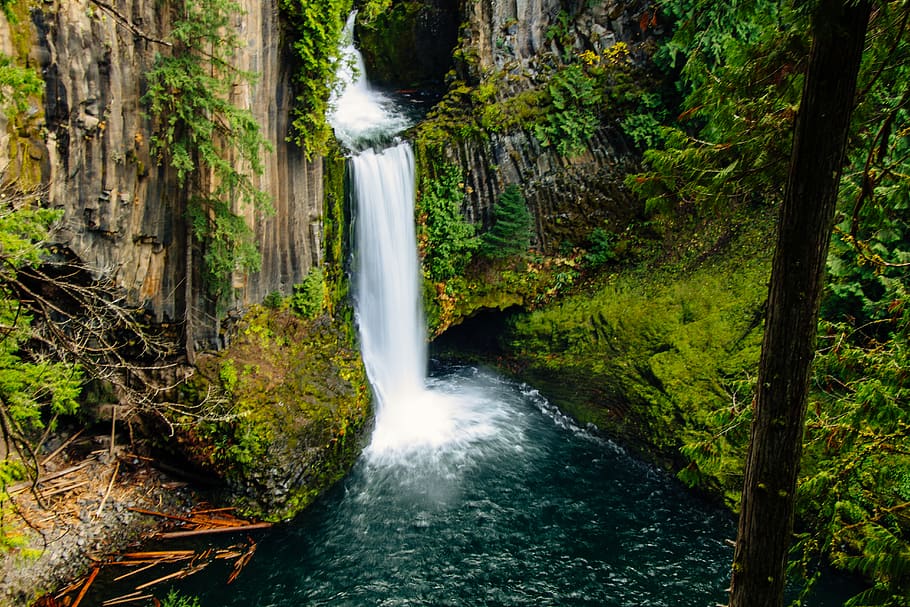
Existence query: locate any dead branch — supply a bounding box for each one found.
[70,566,100,607]
[156,522,272,539]
[40,428,85,466]
[95,461,120,517]
[87,0,173,48]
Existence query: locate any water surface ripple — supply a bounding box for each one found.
[182,365,739,607]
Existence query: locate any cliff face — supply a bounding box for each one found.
[1,0,322,348]
[445,0,653,253]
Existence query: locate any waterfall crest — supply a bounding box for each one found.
[328,12,410,151]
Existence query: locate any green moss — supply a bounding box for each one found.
[322,145,349,314]
[495,207,774,485]
[356,1,422,86]
[179,306,370,520]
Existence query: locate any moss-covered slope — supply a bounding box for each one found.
[483,208,774,503]
[174,306,371,520]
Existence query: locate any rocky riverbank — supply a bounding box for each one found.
[0,431,199,606]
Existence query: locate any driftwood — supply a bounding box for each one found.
[41,479,91,499]
[40,428,86,466]
[70,566,100,607]
[102,591,154,606]
[120,550,197,560]
[227,541,257,584]
[95,461,121,517]
[8,461,94,495]
[40,505,270,605]
[112,560,169,582]
[157,522,272,539]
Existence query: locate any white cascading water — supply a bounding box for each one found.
[328,13,497,461]
[329,12,410,152]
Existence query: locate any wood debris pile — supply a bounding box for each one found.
[32,505,271,607]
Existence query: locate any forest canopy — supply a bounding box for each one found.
[630,1,909,603]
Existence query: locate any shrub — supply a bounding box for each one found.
[291,267,326,319]
[416,164,478,281]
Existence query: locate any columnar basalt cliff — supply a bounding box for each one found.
[415,0,654,253]
[1,0,323,350]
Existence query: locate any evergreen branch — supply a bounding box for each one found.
[855,4,910,105]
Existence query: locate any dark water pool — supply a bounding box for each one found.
[132,365,853,607]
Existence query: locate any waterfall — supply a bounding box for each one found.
[329,12,461,459]
[329,12,410,152]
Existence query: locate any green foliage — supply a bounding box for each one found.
[628,1,806,215]
[502,214,771,462]
[0,54,41,119]
[533,65,602,157]
[479,185,532,259]
[188,306,370,519]
[355,0,423,86]
[187,198,262,302]
[160,589,201,607]
[631,4,910,600]
[143,0,273,302]
[291,267,326,319]
[620,92,669,151]
[790,308,909,601]
[0,0,14,21]
[545,10,575,53]
[0,200,83,428]
[321,147,349,314]
[0,192,84,551]
[219,359,239,394]
[279,0,351,158]
[262,291,284,309]
[583,228,618,268]
[416,164,478,282]
[359,0,391,22]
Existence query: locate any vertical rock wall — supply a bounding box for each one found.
[1,0,323,347]
[445,0,653,253]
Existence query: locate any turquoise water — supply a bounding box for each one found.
[165,365,852,607]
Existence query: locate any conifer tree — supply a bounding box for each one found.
[480,185,532,259]
[729,2,871,605]
[143,0,272,359]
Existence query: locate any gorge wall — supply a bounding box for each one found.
[413,0,654,254]
[0,0,323,350]
[0,0,654,350]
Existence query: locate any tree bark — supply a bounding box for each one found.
[728,2,871,606]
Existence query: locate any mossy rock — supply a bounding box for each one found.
[498,213,771,479]
[174,306,371,521]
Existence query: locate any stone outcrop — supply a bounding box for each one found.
[450,124,639,254]
[356,0,459,89]
[446,0,654,253]
[1,0,323,349]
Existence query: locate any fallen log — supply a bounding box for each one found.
[119,550,197,560]
[40,480,91,499]
[127,507,200,525]
[157,522,272,539]
[112,560,165,582]
[102,593,154,606]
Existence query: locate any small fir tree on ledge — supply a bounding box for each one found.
[480,185,532,259]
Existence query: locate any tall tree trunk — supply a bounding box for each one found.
[184,185,196,366]
[728,2,871,606]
